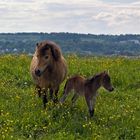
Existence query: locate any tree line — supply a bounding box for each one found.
[0,32,140,56]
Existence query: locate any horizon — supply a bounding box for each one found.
[0,32,140,36]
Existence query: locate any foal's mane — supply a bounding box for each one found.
[85,72,103,84]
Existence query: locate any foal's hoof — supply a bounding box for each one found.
[53,98,58,103]
[43,104,46,109]
[38,93,41,97]
[89,109,94,117]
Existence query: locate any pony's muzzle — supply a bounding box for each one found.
[35,69,41,77]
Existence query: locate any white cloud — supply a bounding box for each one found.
[0,0,140,34]
[91,2,140,34]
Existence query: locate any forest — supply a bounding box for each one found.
[0,33,140,56]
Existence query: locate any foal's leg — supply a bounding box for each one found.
[42,90,48,109]
[59,91,68,103]
[71,93,79,105]
[92,95,97,110]
[85,95,94,117]
[60,87,71,103]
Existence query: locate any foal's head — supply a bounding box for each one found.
[101,71,114,92]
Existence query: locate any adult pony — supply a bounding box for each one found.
[30,40,67,108]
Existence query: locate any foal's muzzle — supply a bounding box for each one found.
[109,87,114,92]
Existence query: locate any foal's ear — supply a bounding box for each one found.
[102,71,108,76]
[51,47,61,61]
[103,70,109,74]
[103,71,106,74]
[107,70,110,74]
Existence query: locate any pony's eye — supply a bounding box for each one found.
[45,56,49,59]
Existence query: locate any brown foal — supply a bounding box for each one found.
[60,71,114,117]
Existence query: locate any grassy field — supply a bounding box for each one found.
[0,55,140,140]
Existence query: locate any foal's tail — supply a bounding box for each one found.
[60,78,72,103]
[63,80,69,95]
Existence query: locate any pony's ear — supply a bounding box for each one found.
[36,42,39,46]
[36,42,39,49]
[51,47,60,61]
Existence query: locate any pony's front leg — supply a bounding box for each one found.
[49,88,53,100]
[35,85,41,97]
[42,90,48,109]
[49,88,59,103]
[53,87,59,103]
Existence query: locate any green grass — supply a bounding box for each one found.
[0,54,140,140]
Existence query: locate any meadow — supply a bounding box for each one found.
[0,55,140,140]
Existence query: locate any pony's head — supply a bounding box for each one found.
[35,41,61,77]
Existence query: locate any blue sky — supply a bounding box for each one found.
[0,0,140,34]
